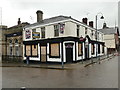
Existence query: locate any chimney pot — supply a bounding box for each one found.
[82,18,88,25]
[18,18,21,25]
[89,21,94,28]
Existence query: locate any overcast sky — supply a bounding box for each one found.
[0,0,119,29]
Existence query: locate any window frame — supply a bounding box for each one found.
[98,44,100,54]
[78,42,83,56]
[91,43,95,55]
[77,25,80,37]
[54,25,59,37]
[41,27,45,38]
[25,44,38,57]
[49,43,60,58]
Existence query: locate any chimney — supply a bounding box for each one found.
[18,18,21,25]
[36,10,43,22]
[82,18,88,25]
[89,21,94,28]
[103,22,107,29]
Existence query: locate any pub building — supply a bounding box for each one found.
[23,10,105,63]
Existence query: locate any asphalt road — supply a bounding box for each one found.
[2,56,118,88]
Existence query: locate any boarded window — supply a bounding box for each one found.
[32,45,38,56]
[50,43,60,57]
[26,45,31,56]
[91,43,95,55]
[78,43,82,56]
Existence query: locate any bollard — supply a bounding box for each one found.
[21,87,26,90]
[62,61,64,69]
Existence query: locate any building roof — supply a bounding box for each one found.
[25,15,71,28]
[98,27,119,35]
[25,15,97,30]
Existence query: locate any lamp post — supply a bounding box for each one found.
[0,7,2,63]
[95,12,104,64]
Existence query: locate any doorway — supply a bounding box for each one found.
[85,45,89,59]
[65,43,74,63]
[40,46,47,62]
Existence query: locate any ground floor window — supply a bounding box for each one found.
[91,43,95,55]
[102,45,104,53]
[10,46,12,56]
[26,45,31,56]
[25,44,38,57]
[15,46,19,56]
[32,45,38,56]
[78,43,82,56]
[98,44,100,54]
[49,43,60,58]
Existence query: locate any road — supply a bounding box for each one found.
[2,56,118,88]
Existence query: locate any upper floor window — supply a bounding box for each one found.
[54,25,59,37]
[15,39,18,44]
[32,29,36,32]
[77,25,80,37]
[97,32,100,40]
[41,27,45,38]
[91,30,93,36]
[9,40,12,44]
[85,27,87,34]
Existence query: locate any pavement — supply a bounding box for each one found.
[1,54,116,69]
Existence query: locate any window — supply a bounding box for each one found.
[97,32,99,40]
[9,40,12,44]
[77,25,80,37]
[54,25,59,37]
[91,30,94,37]
[15,39,18,44]
[32,29,36,32]
[85,27,87,34]
[50,43,60,58]
[15,46,19,56]
[32,45,38,56]
[102,45,104,53]
[41,27,45,38]
[91,43,95,55]
[98,44,100,54]
[10,46,12,56]
[26,45,31,56]
[78,43,82,56]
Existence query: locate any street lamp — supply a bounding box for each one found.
[95,12,104,64]
[0,7,2,63]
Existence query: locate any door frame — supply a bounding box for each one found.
[40,44,47,62]
[65,43,74,63]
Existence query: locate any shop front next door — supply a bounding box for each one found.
[65,43,74,63]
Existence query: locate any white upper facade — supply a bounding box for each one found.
[23,15,104,42]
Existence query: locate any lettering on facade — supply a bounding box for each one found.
[26,30,31,39]
[32,32,40,39]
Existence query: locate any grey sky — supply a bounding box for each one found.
[0,0,119,29]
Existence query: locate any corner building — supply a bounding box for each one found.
[23,11,105,63]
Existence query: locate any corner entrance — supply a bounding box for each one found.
[65,43,74,63]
